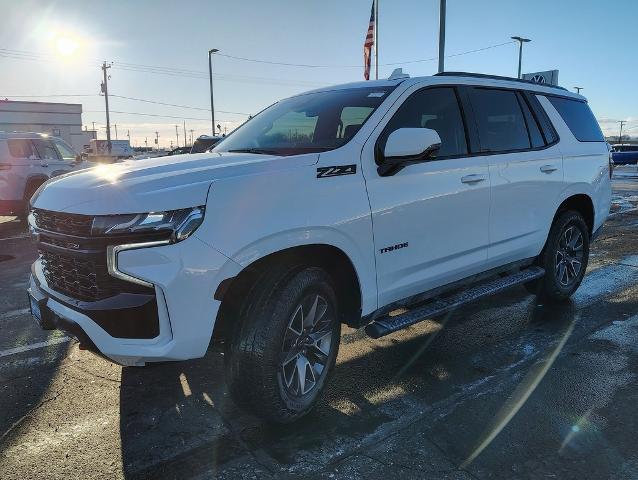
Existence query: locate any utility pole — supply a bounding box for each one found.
[145,137,148,149]
[189,129,194,146]
[374,0,379,80]
[175,125,179,148]
[101,62,112,154]
[92,121,96,131]
[155,131,159,151]
[574,87,583,94]
[127,129,130,143]
[114,123,118,140]
[511,36,531,79]
[438,0,446,73]
[619,120,627,146]
[183,121,187,148]
[208,48,219,136]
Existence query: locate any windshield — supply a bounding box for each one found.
[213,86,394,156]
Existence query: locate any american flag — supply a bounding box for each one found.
[363,1,375,80]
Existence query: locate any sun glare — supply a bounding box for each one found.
[55,36,79,57]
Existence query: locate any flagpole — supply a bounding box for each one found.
[374,0,379,79]
[438,0,446,73]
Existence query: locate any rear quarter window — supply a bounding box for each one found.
[547,96,604,142]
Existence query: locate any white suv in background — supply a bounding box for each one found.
[0,132,86,220]
[28,72,611,423]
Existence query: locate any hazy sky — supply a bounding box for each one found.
[0,0,636,147]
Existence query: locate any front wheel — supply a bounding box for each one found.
[225,266,341,423]
[525,210,590,302]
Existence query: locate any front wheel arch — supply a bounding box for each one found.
[213,244,363,343]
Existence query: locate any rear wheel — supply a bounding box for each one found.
[525,210,590,301]
[224,266,341,423]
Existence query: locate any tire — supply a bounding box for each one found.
[224,265,341,423]
[525,210,590,302]
[18,181,43,222]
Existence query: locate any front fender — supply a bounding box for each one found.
[199,227,377,315]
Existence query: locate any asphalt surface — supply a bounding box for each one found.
[1,167,638,479]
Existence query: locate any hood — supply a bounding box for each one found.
[32,152,318,215]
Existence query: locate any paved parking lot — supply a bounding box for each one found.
[2,167,638,479]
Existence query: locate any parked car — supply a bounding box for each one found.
[0,132,92,220]
[611,144,638,165]
[27,72,611,423]
[167,146,192,156]
[190,135,223,153]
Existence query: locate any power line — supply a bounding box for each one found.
[214,41,516,68]
[1,40,516,75]
[0,48,321,87]
[83,109,235,122]
[1,93,251,115]
[109,95,251,115]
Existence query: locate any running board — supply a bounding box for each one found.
[365,266,545,339]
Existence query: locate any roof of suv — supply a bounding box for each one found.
[0,131,55,140]
[303,72,585,101]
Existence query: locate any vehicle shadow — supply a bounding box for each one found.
[119,283,611,479]
[0,223,68,455]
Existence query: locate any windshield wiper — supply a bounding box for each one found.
[227,148,280,155]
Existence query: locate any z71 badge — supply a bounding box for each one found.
[316,165,357,178]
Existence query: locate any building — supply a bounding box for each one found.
[0,99,95,152]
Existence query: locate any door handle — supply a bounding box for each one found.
[540,165,558,173]
[40,163,49,167]
[461,174,486,184]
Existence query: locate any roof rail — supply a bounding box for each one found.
[434,71,568,91]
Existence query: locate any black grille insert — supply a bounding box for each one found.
[33,208,157,301]
[33,209,94,236]
[40,250,109,301]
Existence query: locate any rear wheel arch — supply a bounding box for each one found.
[213,244,363,342]
[553,194,594,236]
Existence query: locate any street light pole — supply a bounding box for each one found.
[619,120,626,146]
[208,48,219,136]
[511,36,531,79]
[438,0,446,73]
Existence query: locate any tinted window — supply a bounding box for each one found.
[215,87,393,156]
[53,139,77,161]
[547,96,604,142]
[339,106,374,140]
[382,87,467,158]
[469,89,530,152]
[518,94,545,148]
[7,139,36,158]
[32,139,60,160]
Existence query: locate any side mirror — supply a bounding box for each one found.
[378,128,441,176]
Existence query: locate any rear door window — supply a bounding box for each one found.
[547,96,604,142]
[468,88,531,153]
[7,139,37,159]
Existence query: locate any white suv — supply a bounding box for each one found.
[28,72,612,422]
[0,132,86,220]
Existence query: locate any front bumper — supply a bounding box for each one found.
[29,235,241,366]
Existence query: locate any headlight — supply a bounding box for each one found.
[91,206,205,242]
